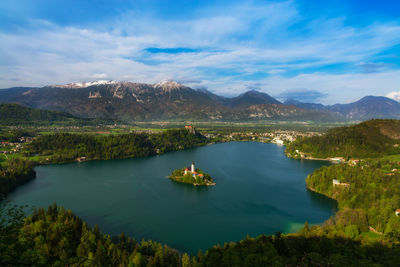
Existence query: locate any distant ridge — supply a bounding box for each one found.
[226,90,281,108]
[284,99,326,110]
[285,96,400,121]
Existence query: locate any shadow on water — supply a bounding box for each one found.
[306,189,338,214]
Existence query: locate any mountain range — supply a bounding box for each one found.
[0,80,399,122]
[284,96,400,120]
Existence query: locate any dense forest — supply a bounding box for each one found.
[1,203,399,266]
[306,160,400,237]
[286,119,400,158]
[0,203,185,266]
[0,128,34,142]
[0,103,116,126]
[26,129,208,163]
[0,159,35,195]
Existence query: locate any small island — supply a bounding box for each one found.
[169,161,215,186]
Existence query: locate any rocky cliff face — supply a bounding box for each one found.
[0,80,343,122]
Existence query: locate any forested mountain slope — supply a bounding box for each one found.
[286,119,400,158]
[0,104,113,126]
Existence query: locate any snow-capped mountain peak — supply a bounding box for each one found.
[74,80,117,87]
[153,80,183,90]
[50,80,118,88]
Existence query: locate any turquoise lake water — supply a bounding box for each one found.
[6,142,336,254]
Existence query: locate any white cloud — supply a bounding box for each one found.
[0,1,400,105]
[92,73,108,79]
[386,91,400,102]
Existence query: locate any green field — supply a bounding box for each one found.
[132,120,353,132]
[381,154,400,161]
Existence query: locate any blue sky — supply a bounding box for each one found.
[1,0,400,104]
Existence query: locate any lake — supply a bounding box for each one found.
[6,142,336,254]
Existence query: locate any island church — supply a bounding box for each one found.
[184,161,204,178]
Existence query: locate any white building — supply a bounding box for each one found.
[191,161,195,172]
[333,179,350,187]
[330,157,344,163]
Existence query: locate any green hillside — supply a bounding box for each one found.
[0,103,111,126]
[286,119,400,159]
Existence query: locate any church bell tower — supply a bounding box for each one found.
[191,161,195,173]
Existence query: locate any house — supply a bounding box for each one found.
[185,125,196,134]
[396,209,400,216]
[333,179,350,187]
[330,157,344,163]
[272,138,284,145]
[76,157,86,162]
[184,168,190,175]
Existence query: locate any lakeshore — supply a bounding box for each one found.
[4,142,335,254]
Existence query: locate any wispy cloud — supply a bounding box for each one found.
[263,71,400,104]
[0,0,400,104]
[358,62,393,73]
[144,47,202,54]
